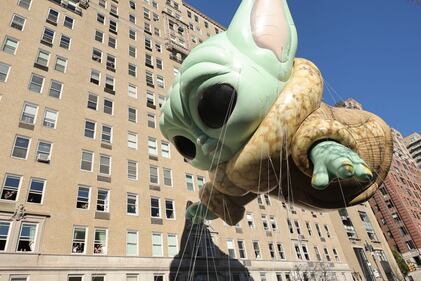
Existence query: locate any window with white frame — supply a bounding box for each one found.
[95,30,104,43]
[72,226,87,254]
[324,224,331,238]
[270,216,278,231]
[161,141,170,158]
[276,243,285,259]
[154,27,160,37]
[246,213,254,228]
[35,50,49,66]
[128,132,138,149]
[129,45,137,58]
[104,99,113,115]
[12,136,31,159]
[109,19,118,34]
[128,107,137,123]
[165,199,175,219]
[151,197,160,217]
[105,75,115,90]
[196,176,205,190]
[90,69,100,85]
[156,75,164,88]
[49,80,63,98]
[185,174,194,191]
[101,125,112,144]
[294,220,301,235]
[155,42,161,52]
[314,246,322,261]
[168,234,178,257]
[226,239,235,258]
[1,174,21,201]
[99,154,111,175]
[20,103,38,124]
[47,8,59,24]
[84,120,96,139]
[128,84,137,98]
[17,223,37,252]
[156,58,163,69]
[108,36,116,49]
[68,275,83,281]
[144,37,152,49]
[0,221,10,251]
[147,113,155,128]
[253,241,261,259]
[127,193,138,215]
[302,244,310,260]
[294,244,302,260]
[36,141,52,161]
[80,150,94,171]
[261,215,269,231]
[2,37,19,55]
[106,54,116,70]
[128,160,138,180]
[359,211,378,241]
[237,240,246,259]
[99,0,106,8]
[88,93,98,110]
[76,186,90,209]
[97,189,110,212]
[94,228,107,255]
[43,108,57,128]
[145,53,153,67]
[64,16,74,29]
[333,248,340,261]
[146,90,155,105]
[18,0,32,9]
[97,13,105,24]
[129,29,137,40]
[59,34,71,49]
[323,247,331,261]
[306,222,312,236]
[41,28,54,45]
[146,71,154,86]
[110,3,118,15]
[268,242,276,259]
[92,275,105,281]
[129,0,136,9]
[152,233,163,257]
[149,165,159,185]
[263,194,271,205]
[163,168,172,186]
[127,231,138,256]
[0,62,10,82]
[129,14,136,23]
[148,137,157,155]
[11,14,26,31]
[27,179,45,204]
[29,73,44,93]
[315,223,323,238]
[10,277,29,281]
[55,57,67,73]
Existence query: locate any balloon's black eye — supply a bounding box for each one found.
[173,136,196,160]
[198,84,237,129]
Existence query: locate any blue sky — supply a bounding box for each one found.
[185,0,421,137]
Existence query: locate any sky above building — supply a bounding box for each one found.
[185,0,421,137]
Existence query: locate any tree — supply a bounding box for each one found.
[392,249,409,277]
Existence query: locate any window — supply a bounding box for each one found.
[268,242,275,259]
[128,132,138,149]
[306,222,312,236]
[35,50,50,67]
[76,186,90,209]
[156,58,163,70]
[0,221,10,251]
[11,14,26,31]
[60,35,71,49]
[99,0,106,8]
[29,73,44,93]
[129,29,137,40]
[110,3,118,15]
[72,227,87,254]
[108,36,116,48]
[161,141,170,158]
[126,107,137,124]
[109,19,118,33]
[105,75,115,90]
[185,174,195,191]
[151,197,160,217]
[147,113,155,128]
[294,220,301,235]
[128,64,137,77]
[12,136,30,159]
[152,233,163,257]
[41,28,54,45]
[80,150,93,171]
[129,45,137,58]
[163,168,172,186]
[168,234,178,257]
[315,223,322,238]
[149,165,159,184]
[226,239,235,258]
[94,229,107,254]
[87,93,98,110]
[127,231,138,256]
[43,109,58,128]
[127,193,138,214]
[287,219,294,234]
[18,0,32,9]
[106,55,116,70]
[294,244,302,260]
[261,215,269,231]
[145,54,153,67]
[144,7,151,19]
[246,213,254,228]
[302,245,310,260]
[104,99,113,115]
[238,240,246,259]
[101,125,112,144]
[129,14,136,23]
[1,174,21,201]
[156,75,164,88]
[55,57,67,73]
[333,248,340,261]
[68,275,83,281]
[154,27,160,36]
[323,247,331,261]
[314,246,321,261]
[359,211,378,241]
[148,137,157,155]
[146,90,155,105]
[92,48,102,62]
[49,80,63,98]
[47,9,59,24]
[145,37,152,49]
[128,160,138,180]
[97,189,110,212]
[36,141,52,161]
[17,223,37,252]
[155,43,162,52]
[99,154,111,175]
[277,243,285,259]
[84,120,96,139]
[146,71,154,86]
[324,224,331,238]
[64,16,74,29]
[165,199,175,219]
[129,1,136,9]
[0,62,10,82]
[97,13,105,24]
[92,275,105,281]
[253,241,261,259]
[95,30,104,42]
[197,176,204,190]
[20,103,38,124]
[90,69,100,85]
[128,84,137,98]
[270,216,278,231]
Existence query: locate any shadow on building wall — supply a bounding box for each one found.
[169,202,254,281]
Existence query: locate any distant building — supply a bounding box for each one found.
[404,132,421,170]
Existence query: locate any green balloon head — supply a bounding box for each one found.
[160,0,298,170]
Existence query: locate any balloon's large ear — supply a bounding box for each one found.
[227,0,297,81]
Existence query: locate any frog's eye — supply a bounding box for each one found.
[173,136,196,160]
[198,84,237,129]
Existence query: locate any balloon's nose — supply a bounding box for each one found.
[197,135,217,155]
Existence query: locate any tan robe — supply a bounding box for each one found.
[199,58,393,226]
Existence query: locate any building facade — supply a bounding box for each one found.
[404,133,421,170]
[0,2,402,281]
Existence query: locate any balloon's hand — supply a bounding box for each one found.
[186,202,218,224]
[309,141,373,190]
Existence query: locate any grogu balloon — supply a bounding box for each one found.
[160,0,393,225]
